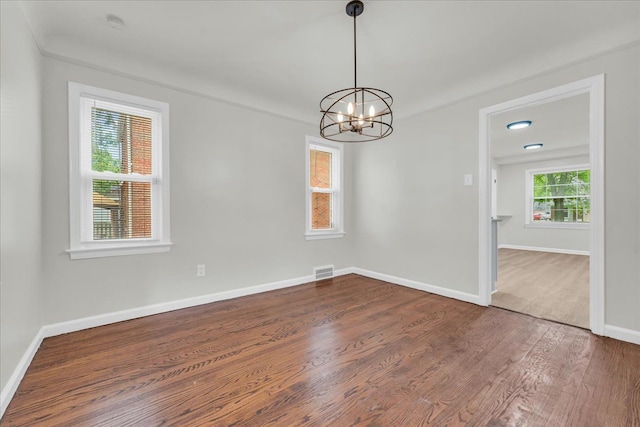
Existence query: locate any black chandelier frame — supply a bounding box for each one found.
[319,0,393,143]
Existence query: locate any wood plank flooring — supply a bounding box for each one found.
[3,274,638,426]
[492,249,590,328]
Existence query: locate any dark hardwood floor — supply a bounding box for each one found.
[3,274,639,426]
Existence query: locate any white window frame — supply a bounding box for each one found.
[67,82,172,259]
[525,164,590,229]
[305,136,344,240]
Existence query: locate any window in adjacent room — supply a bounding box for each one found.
[305,136,344,239]
[67,82,171,259]
[526,165,590,228]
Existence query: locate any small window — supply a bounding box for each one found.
[305,136,344,239]
[67,82,172,259]
[526,165,590,228]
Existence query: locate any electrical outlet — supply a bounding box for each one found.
[464,174,473,186]
[197,264,205,277]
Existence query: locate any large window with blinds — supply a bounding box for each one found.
[68,82,171,259]
[305,136,344,240]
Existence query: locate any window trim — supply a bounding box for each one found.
[67,82,172,259]
[524,164,590,230]
[305,136,344,240]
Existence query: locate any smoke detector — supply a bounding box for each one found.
[105,14,125,31]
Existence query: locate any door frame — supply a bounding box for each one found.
[478,75,605,335]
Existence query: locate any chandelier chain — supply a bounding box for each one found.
[353,11,357,90]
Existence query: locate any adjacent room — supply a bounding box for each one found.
[2,1,639,425]
[490,94,591,329]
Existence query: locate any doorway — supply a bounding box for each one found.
[478,75,605,335]
[490,95,590,328]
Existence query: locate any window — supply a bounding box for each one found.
[526,165,590,228]
[305,136,344,239]
[67,82,171,259]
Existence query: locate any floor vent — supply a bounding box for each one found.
[314,265,334,281]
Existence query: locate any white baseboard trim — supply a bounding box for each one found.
[352,267,481,305]
[0,328,44,417]
[334,267,356,276]
[1,268,354,418]
[3,266,635,419]
[604,324,640,345]
[498,244,589,256]
[42,270,354,338]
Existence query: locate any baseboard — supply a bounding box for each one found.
[0,328,44,417]
[334,267,356,276]
[604,324,640,345]
[42,270,358,338]
[352,267,481,305]
[498,244,589,256]
[1,268,355,418]
[3,266,634,419]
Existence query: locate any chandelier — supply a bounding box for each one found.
[319,0,393,142]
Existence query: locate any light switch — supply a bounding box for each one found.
[464,174,473,186]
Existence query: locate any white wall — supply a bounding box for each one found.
[353,44,640,332]
[2,6,639,404]
[497,155,590,252]
[40,57,355,325]
[352,107,480,294]
[0,2,45,391]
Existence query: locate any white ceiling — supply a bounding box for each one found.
[19,1,640,124]
[491,93,590,165]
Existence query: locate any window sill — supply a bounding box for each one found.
[524,223,590,230]
[305,232,345,241]
[66,242,173,260]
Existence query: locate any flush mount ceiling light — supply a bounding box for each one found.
[319,0,393,142]
[507,120,532,130]
[524,143,543,150]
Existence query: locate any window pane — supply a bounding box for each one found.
[550,207,568,222]
[92,108,152,175]
[555,183,577,197]
[532,198,551,221]
[577,183,590,196]
[533,184,551,198]
[533,174,547,195]
[310,149,331,189]
[93,180,152,239]
[311,192,332,229]
[577,198,591,222]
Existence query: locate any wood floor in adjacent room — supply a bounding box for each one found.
[3,274,638,426]
[492,248,590,329]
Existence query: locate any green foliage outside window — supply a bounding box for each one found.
[92,109,122,195]
[532,169,590,223]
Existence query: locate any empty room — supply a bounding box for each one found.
[490,94,592,329]
[1,1,639,425]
